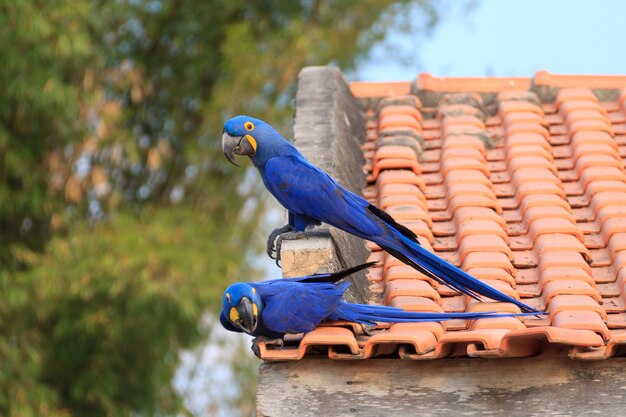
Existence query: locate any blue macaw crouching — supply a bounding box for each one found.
[220,263,539,355]
[222,115,540,313]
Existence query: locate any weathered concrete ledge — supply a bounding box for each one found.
[258,358,626,417]
[280,66,369,303]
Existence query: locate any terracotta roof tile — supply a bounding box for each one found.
[350,81,411,98]
[416,73,531,92]
[535,71,626,90]
[259,71,626,361]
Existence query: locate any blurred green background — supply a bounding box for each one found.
[0,1,443,416]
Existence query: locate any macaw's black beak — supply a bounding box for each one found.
[222,131,257,167]
[236,297,258,334]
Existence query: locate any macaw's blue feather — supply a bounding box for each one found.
[221,273,541,337]
[222,116,540,314]
[252,280,352,334]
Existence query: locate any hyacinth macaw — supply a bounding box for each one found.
[221,115,539,313]
[220,262,537,354]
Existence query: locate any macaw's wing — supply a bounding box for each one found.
[219,311,243,333]
[257,280,349,334]
[263,155,385,238]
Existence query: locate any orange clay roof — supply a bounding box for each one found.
[257,71,626,361]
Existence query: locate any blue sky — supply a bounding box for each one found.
[359,0,626,80]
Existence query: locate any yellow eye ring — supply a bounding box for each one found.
[225,293,231,303]
[244,121,254,131]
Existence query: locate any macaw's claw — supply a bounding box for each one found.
[361,324,377,336]
[266,225,307,267]
[266,224,295,260]
[251,336,284,358]
[273,231,307,267]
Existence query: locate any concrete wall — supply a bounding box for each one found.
[279,66,370,303]
[258,358,626,417]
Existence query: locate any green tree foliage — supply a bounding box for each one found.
[0,1,97,268]
[8,209,252,416]
[0,1,443,415]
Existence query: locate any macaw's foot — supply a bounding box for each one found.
[267,226,307,267]
[251,336,285,358]
[266,224,295,260]
[361,324,377,336]
[273,231,307,267]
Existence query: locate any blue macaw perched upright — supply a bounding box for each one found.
[221,262,537,355]
[222,115,539,313]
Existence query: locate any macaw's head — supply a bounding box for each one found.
[221,283,262,334]
[222,115,285,166]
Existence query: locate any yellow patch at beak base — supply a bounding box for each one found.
[229,307,240,323]
[253,303,258,317]
[245,135,257,153]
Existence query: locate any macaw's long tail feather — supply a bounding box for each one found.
[296,261,378,284]
[394,232,539,313]
[331,302,544,325]
[367,205,540,314]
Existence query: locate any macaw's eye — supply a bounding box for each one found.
[244,121,254,131]
[225,293,231,303]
